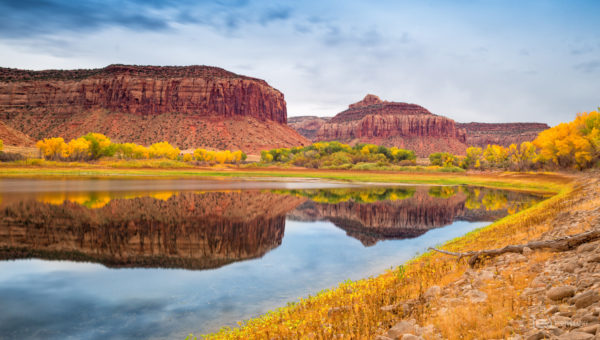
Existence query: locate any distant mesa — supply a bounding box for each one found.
[0,64,308,153]
[458,122,549,149]
[287,116,331,141]
[288,94,549,156]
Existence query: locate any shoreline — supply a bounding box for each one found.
[197,171,585,339]
[0,168,587,339]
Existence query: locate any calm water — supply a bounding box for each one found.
[0,178,549,339]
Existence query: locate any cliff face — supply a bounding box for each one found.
[457,122,549,148]
[314,95,468,156]
[0,191,305,269]
[288,116,331,141]
[0,65,308,152]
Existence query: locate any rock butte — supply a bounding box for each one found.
[0,64,308,153]
[314,94,468,157]
[289,95,549,156]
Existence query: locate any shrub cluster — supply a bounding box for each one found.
[430,110,600,171]
[35,133,246,164]
[260,141,416,169]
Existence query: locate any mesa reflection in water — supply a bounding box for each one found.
[0,186,546,269]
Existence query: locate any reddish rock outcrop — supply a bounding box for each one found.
[314,94,468,157]
[457,122,549,148]
[288,116,331,141]
[0,65,308,152]
[0,121,34,146]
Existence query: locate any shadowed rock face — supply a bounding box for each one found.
[314,95,468,157]
[0,65,309,151]
[0,191,305,270]
[457,122,549,148]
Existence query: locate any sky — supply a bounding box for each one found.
[0,0,599,125]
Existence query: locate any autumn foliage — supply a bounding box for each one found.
[35,133,246,164]
[430,110,600,171]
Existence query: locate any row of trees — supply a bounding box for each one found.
[35,133,246,164]
[260,141,416,169]
[430,110,600,171]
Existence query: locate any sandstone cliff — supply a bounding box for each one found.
[0,65,308,152]
[457,122,549,148]
[0,191,305,269]
[314,95,468,157]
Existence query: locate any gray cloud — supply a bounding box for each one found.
[574,60,600,74]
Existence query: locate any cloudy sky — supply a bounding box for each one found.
[1,0,598,125]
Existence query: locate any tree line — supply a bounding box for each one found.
[260,141,416,169]
[430,110,599,171]
[35,133,246,164]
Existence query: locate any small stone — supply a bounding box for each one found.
[380,304,400,312]
[557,331,594,340]
[577,244,597,253]
[400,335,421,340]
[424,286,441,299]
[575,324,599,335]
[375,336,394,340]
[573,290,600,309]
[466,289,488,303]
[546,305,560,314]
[523,247,533,256]
[588,255,600,263]
[581,314,599,323]
[548,286,577,301]
[526,331,548,340]
[387,320,416,339]
[563,262,580,273]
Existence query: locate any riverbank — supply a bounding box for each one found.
[195,171,599,339]
[0,166,570,194]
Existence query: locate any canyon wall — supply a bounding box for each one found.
[457,122,549,148]
[313,95,468,156]
[0,65,308,152]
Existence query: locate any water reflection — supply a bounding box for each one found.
[0,185,546,268]
[285,186,545,246]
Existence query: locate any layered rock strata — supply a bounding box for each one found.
[314,95,468,156]
[0,65,308,152]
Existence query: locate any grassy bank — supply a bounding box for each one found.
[194,171,576,339]
[0,165,571,194]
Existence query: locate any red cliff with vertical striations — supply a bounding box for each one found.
[0,65,308,152]
[314,94,468,156]
[457,122,549,148]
